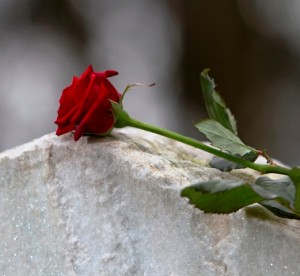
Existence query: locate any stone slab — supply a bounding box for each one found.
[0,128,300,275]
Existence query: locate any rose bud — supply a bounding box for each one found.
[55,65,121,141]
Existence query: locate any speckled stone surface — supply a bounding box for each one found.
[1,128,300,275]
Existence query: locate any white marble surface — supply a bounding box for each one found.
[1,128,300,275]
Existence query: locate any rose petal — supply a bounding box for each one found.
[95,70,118,79]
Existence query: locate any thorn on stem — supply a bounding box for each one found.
[257,149,276,166]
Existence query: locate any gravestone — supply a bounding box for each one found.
[0,128,299,275]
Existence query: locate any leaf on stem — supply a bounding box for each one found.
[181,176,300,219]
[195,119,255,156]
[200,70,259,170]
[209,151,258,172]
[254,176,295,203]
[288,167,300,212]
[181,179,264,213]
[201,69,238,135]
[253,175,300,219]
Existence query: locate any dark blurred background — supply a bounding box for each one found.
[0,0,299,165]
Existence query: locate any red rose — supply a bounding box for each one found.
[55,65,121,141]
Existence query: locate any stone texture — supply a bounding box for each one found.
[0,128,300,276]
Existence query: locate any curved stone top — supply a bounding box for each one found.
[0,128,299,275]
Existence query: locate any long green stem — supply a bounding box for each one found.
[126,117,291,175]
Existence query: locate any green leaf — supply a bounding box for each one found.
[253,176,295,203]
[260,202,300,220]
[288,167,300,212]
[181,176,300,219]
[253,175,300,219]
[181,179,264,213]
[195,119,255,155]
[209,151,258,172]
[201,69,238,135]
